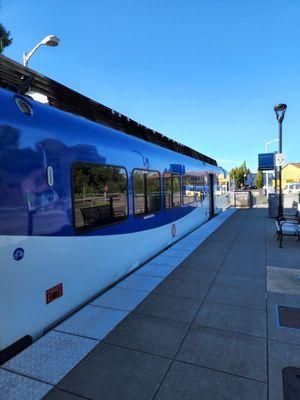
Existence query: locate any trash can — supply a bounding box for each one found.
[268,193,279,217]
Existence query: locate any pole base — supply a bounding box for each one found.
[278,204,284,220]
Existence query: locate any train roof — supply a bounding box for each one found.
[0,55,217,167]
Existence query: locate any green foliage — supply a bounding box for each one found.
[0,24,13,54]
[255,170,264,189]
[73,164,127,198]
[229,161,250,189]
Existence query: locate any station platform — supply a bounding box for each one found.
[1,208,300,400]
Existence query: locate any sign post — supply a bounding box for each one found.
[258,152,276,197]
[275,153,286,167]
[258,153,275,171]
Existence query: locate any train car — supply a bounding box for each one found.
[0,56,230,362]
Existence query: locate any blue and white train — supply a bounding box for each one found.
[0,56,230,362]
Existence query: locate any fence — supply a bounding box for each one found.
[230,190,300,211]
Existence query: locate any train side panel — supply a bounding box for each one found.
[0,89,226,353]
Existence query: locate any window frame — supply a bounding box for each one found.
[163,172,182,210]
[182,174,195,205]
[71,161,129,234]
[195,174,206,203]
[132,168,161,217]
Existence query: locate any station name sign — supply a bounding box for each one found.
[258,153,275,171]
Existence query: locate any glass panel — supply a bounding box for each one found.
[73,163,127,232]
[133,170,161,215]
[173,175,181,207]
[164,173,181,208]
[164,173,172,209]
[182,175,195,205]
[133,170,146,215]
[147,171,161,213]
[195,175,206,202]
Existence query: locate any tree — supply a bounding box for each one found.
[0,23,13,54]
[255,170,264,189]
[229,161,250,190]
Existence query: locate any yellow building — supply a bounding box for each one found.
[282,163,300,186]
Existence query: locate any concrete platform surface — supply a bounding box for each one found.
[1,208,300,400]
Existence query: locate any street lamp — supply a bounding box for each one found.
[274,103,287,219]
[265,138,279,153]
[23,35,60,67]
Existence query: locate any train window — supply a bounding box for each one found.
[182,175,195,205]
[195,175,206,202]
[164,173,181,209]
[133,169,161,215]
[72,163,128,232]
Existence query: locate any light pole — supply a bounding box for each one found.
[23,35,60,67]
[264,138,279,196]
[265,138,279,153]
[274,103,287,219]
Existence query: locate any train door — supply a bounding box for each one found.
[209,174,215,217]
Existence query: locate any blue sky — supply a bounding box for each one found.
[1,0,299,171]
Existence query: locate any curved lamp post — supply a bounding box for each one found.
[23,35,60,67]
[274,103,287,218]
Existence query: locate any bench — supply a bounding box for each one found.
[275,220,300,248]
[80,200,126,228]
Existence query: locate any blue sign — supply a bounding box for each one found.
[258,153,275,171]
[13,247,25,261]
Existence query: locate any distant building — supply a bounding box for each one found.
[282,163,300,186]
[246,173,257,187]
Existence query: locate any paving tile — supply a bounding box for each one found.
[58,343,171,400]
[154,361,267,400]
[135,263,175,278]
[3,331,97,385]
[268,340,300,400]
[0,369,52,400]
[176,325,267,382]
[150,255,184,267]
[177,238,204,246]
[55,305,128,340]
[267,292,300,346]
[134,293,201,323]
[220,264,265,280]
[116,274,163,292]
[44,389,84,400]
[171,243,198,251]
[180,253,223,270]
[267,266,300,296]
[105,313,189,358]
[91,286,148,311]
[197,239,230,249]
[163,248,192,258]
[221,256,265,267]
[206,282,266,310]
[185,236,207,245]
[169,266,217,284]
[194,302,266,338]
[154,278,209,300]
[215,271,266,291]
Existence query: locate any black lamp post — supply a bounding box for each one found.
[274,103,287,219]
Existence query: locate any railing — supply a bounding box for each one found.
[230,190,300,210]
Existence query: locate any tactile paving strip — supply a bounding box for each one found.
[0,369,52,400]
[3,331,98,384]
